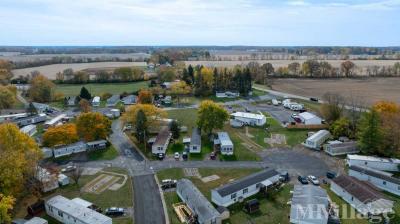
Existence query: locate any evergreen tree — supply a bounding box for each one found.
[170,120,180,139]
[27,102,38,115]
[357,109,383,155]
[79,86,92,100]
[135,109,147,143]
[188,65,194,84]
[182,68,192,85]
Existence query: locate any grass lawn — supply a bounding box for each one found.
[88,145,119,161]
[167,108,198,131]
[55,81,149,97]
[158,168,292,224]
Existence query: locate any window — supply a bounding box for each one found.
[383,181,387,185]
[58,211,63,217]
[398,185,400,191]
[364,161,368,165]
[193,146,197,150]
[231,193,237,199]
[243,188,248,194]
[351,197,354,201]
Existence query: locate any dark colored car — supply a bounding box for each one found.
[105,207,124,216]
[210,152,216,160]
[161,179,177,190]
[182,151,188,160]
[298,176,309,184]
[310,97,319,102]
[326,171,337,179]
[158,153,165,160]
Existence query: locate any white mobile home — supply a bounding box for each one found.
[45,195,112,224]
[230,112,266,127]
[151,129,172,156]
[349,165,400,196]
[44,114,67,129]
[53,141,87,158]
[214,132,234,155]
[106,94,120,107]
[346,154,400,172]
[13,113,47,127]
[121,95,137,105]
[41,148,53,159]
[324,140,359,156]
[177,179,222,224]
[290,185,330,224]
[86,140,107,150]
[303,130,331,150]
[330,175,394,216]
[20,124,37,136]
[211,168,280,207]
[92,96,100,107]
[298,112,322,125]
[31,102,50,114]
[189,128,201,153]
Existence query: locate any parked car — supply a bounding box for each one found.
[182,151,188,160]
[291,113,298,118]
[105,207,124,216]
[326,171,337,179]
[174,152,180,160]
[210,152,216,160]
[279,170,289,182]
[310,97,319,102]
[293,117,302,123]
[61,165,76,173]
[158,153,165,160]
[307,175,320,185]
[161,179,177,190]
[297,176,308,184]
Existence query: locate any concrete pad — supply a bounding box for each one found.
[81,167,102,175]
[201,175,220,183]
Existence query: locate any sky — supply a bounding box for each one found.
[0,0,399,46]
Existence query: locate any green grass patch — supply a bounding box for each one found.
[167,108,198,131]
[55,81,149,97]
[88,145,119,161]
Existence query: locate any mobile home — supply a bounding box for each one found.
[230,112,266,127]
[151,129,172,156]
[346,154,400,172]
[92,96,101,107]
[324,140,359,156]
[303,130,331,150]
[298,112,322,125]
[189,128,201,153]
[20,124,37,136]
[211,168,280,207]
[214,132,234,155]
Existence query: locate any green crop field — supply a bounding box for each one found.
[55,81,149,96]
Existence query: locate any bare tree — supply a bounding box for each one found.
[70,165,83,186]
[320,92,346,123]
[345,92,367,136]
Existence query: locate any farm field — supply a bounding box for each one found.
[0,53,150,62]
[269,77,400,105]
[55,81,149,96]
[185,60,400,75]
[12,61,147,79]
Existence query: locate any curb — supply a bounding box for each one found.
[154,174,170,224]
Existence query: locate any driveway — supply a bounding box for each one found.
[133,174,166,224]
[110,120,144,162]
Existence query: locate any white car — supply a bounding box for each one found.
[307,175,320,185]
[174,152,180,160]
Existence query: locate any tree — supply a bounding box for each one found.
[73,71,89,83]
[79,86,92,100]
[123,104,166,127]
[197,100,229,135]
[170,81,192,105]
[157,67,177,82]
[357,109,383,155]
[330,117,351,139]
[170,120,180,139]
[0,194,15,223]
[0,59,13,85]
[42,123,79,147]
[0,86,16,109]
[0,123,42,197]
[320,92,345,123]
[76,112,112,141]
[194,67,214,96]
[28,75,55,102]
[27,102,38,115]
[135,109,147,143]
[288,62,301,75]
[341,60,355,77]
[69,165,83,187]
[79,98,92,112]
[138,89,153,104]
[302,60,320,77]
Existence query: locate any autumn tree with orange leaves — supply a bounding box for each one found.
[76,112,111,141]
[43,123,79,147]
[138,89,153,104]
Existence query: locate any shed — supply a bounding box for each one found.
[25,217,48,224]
[189,128,201,153]
[290,185,329,224]
[58,174,70,186]
[303,130,331,150]
[298,112,322,125]
[176,179,222,224]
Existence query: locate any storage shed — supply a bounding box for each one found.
[92,96,101,107]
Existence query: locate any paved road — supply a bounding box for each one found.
[110,120,144,162]
[133,174,166,224]
[16,91,29,108]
